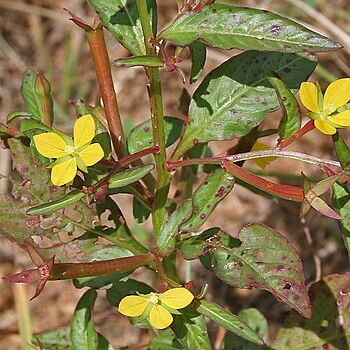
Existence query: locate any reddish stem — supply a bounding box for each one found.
[49,253,154,280]
[277,120,315,149]
[222,160,303,202]
[86,24,126,159]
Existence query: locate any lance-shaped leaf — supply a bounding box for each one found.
[128,116,183,154]
[157,199,193,256]
[180,169,235,232]
[114,55,163,68]
[26,190,85,215]
[171,311,211,350]
[209,224,311,318]
[272,273,350,349]
[269,75,301,142]
[173,51,316,157]
[88,0,157,55]
[108,164,155,189]
[189,41,206,84]
[196,300,264,345]
[159,4,340,52]
[333,182,350,259]
[224,308,269,350]
[21,69,54,125]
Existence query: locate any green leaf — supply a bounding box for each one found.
[7,110,32,123]
[70,289,98,350]
[209,224,311,318]
[157,199,193,256]
[150,329,183,350]
[26,190,85,215]
[269,75,301,142]
[128,116,183,154]
[88,0,157,55]
[174,51,316,157]
[189,41,206,84]
[108,164,155,189]
[180,169,235,232]
[224,308,269,350]
[171,311,211,350]
[332,132,350,170]
[20,69,54,125]
[180,227,226,260]
[333,182,350,258]
[197,300,264,345]
[271,273,350,350]
[133,196,151,223]
[114,55,163,68]
[159,4,340,52]
[32,327,71,349]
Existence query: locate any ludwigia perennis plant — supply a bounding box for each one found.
[2,0,350,348]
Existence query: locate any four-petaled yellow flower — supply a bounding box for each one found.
[33,114,104,186]
[300,78,350,135]
[118,287,194,329]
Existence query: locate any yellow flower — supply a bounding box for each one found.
[300,78,350,135]
[33,114,104,186]
[118,287,194,329]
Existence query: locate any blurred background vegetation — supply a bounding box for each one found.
[0,0,349,348]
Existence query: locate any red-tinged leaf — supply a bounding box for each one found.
[307,196,342,220]
[303,175,342,219]
[272,273,350,349]
[209,224,311,318]
[3,257,53,300]
[3,268,41,284]
[223,160,303,202]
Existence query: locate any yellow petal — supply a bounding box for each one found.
[329,110,350,127]
[118,295,149,317]
[74,114,96,148]
[314,119,336,135]
[79,143,104,167]
[251,141,277,169]
[159,288,194,310]
[51,157,77,186]
[299,82,320,113]
[149,304,173,329]
[324,78,350,110]
[33,133,68,158]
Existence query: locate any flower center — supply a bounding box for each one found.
[326,103,337,114]
[149,293,159,304]
[64,145,76,154]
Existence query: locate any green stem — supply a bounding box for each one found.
[86,24,127,159]
[137,0,170,237]
[49,253,154,280]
